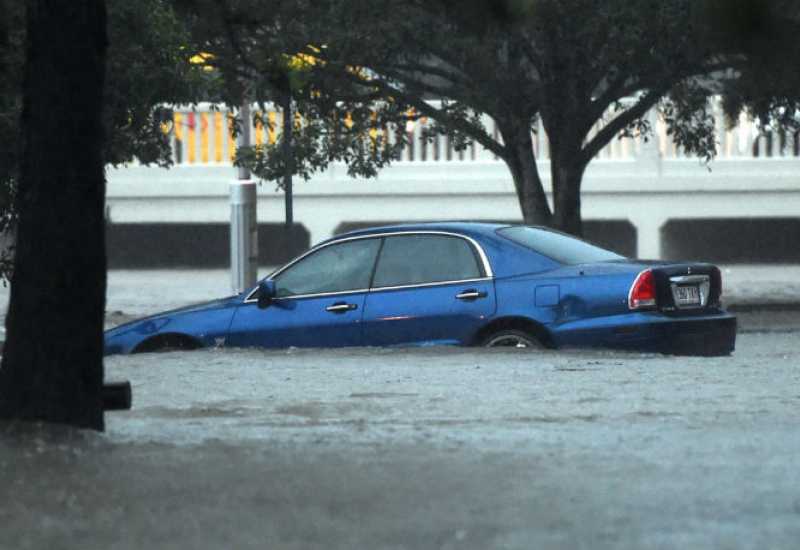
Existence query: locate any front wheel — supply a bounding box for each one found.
[482,329,541,349]
[133,333,201,354]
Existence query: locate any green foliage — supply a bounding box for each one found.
[104,0,214,167]
[0,0,212,279]
[240,105,404,185]
[4,0,797,249]
[661,82,718,164]
[299,0,731,230]
[705,0,800,129]
[180,0,408,186]
[298,0,800,232]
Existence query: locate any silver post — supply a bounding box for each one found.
[230,180,257,293]
[230,99,258,294]
[281,92,293,260]
[238,100,252,180]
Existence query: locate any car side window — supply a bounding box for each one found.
[372,234,483,288]
[274,238,381,297]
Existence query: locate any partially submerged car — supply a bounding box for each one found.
[104,222,736,356]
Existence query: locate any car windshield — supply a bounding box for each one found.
[497,226,624,265]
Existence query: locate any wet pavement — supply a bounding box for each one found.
[1,267,800,549]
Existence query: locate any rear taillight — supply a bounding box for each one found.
[629,269,656,310]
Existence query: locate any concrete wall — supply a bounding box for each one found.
[105,155,800,266]
[106,223,308,268]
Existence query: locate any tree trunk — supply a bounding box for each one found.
[498,122,552,226]
[550,159,587,237]
[0,1,108,430]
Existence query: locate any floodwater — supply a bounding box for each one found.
[2,267,800,549]
[2,332,800,549]
[101,333,800,447]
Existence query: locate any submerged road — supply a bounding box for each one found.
[2,332,799,549]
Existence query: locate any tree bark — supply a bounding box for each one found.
[497,122,552,226]
[550,158,587,237]
[0,1,108,430]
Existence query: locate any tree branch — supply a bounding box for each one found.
[343,72,508,160]
[589,74,635,118]
[580,88,665,163]
[387,62,470,89]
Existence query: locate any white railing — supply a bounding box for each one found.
[165,99,795,166]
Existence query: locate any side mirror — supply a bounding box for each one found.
[257,280,277,309]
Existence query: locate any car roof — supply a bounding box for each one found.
[325,221,513,243]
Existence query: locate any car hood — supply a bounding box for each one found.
[106,295,241,335]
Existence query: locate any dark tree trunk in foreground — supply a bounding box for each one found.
[0,1,108,430]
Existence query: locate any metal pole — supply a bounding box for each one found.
[238,100,252,181]
[230,99,258,294]
[282,92,293,260]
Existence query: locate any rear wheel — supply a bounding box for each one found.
[482,329,541,349]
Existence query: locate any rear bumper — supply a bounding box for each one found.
[552,311,737,356]
[644,315,736,356]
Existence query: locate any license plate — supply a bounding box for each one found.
[675,285,700,305]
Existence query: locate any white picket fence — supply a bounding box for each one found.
[162,99,798,166]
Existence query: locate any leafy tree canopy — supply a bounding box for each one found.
[0,0,211,278]
[294,0,797,235]
[701,0,800,128]
[176,0,410,187]
[104,0,214,167]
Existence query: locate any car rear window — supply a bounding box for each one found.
[497,226,624,265]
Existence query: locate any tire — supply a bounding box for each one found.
[482,329,541,349]
[133,334,200,354]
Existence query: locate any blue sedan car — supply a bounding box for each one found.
[104,222,736,356]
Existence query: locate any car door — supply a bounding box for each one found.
[361,233,496,346]
[227,237,381,348]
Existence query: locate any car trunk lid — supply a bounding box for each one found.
[648,263,722,312]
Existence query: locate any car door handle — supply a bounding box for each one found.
[325,302,358,313]
[456,289,487,300]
